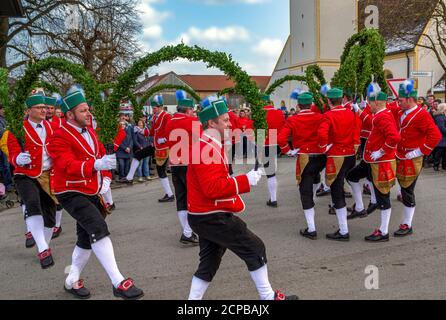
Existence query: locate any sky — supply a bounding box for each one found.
[136,0,289,76]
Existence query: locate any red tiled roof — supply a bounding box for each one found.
[179,75,271,92]
[135,72,271,94]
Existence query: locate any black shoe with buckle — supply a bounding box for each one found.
[299,228,317,240]
[326,230,350,242]
[266,200,278,208]
[365,229,389,242]
[394,224,413,237]
[158,194,175,203]
[38,248,55,269]
[366,202,379,215]
[347,208,367,220]
[328,205,336,215]
[274,290,299,300]
[25,232,35,248]
[52,226,62,239]
[64,279,91,299]
[113,278,144,300]
[180,233,199,245]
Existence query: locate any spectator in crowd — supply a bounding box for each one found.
[289,108,296,117]
[116,114,134,181]
[432,103,446,171]
[0,104,13,192]
[55,106,63,119]
[427,94,436,109]
[133,119,153,182]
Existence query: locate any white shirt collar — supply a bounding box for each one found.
[28,119,44,129]
[67,121,87,133]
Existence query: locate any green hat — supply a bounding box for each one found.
[260,94,270,102]
[327,88,343,99]
[25,94,46,108]
[370,92,388,102]
[178,99,194,108]
[151,95,164,107]
[199,98,228,124]
[297,92,314,105]
[398,85,417,99]
[61,91,87,113]
[44,96,57,107]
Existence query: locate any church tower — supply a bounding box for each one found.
[270,0,358,106]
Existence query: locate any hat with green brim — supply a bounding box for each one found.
[199,98,228,124]
[327,88,344,99]
[25,94,46,108]
[297,92,314,105]
[61,91,87,113]
[151,95,164,107]
[370,92,388,102]
[178,99,194,108]
[45,96,57,107]
[398,85,418,99]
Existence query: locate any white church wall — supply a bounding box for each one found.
[291,0,317,65]
[319,0,357,60]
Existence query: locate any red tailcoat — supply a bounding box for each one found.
[187,132,250,214]
[364,108,401,163]
[7,120,55,178]
[47,124,112,195]
[278,109,324,155]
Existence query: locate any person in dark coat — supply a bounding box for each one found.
[116,115,134,180]
[432,103,446,171]
[133,120,152,181]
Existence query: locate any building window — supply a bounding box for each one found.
[384,69,394,79]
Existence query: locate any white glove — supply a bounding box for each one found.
[286,150,294,157]
[352,103,360,113]
[94,154,117,171]
[100,177,111,195]
[360,100,367,110]
[157,138,167,144]
[325,144,333,153]
[405,148,423,160]
[16,152,31,167]
[371,149,385,161]
[246,169,262,187]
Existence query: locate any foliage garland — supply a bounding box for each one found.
[0,68,9,108]
[305,65,327,112]
[105,44,265,144]
[331,28,387,98]
[8,57,101,142]
[264,75,307,96]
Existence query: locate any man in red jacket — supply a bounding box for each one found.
[278,92,325,239]
[8,94,57,269]
[186,97,297,300]
[48,91,144,300]
[394,83,441,237]
[362,92,401,241]
[318,88,356,241]
[261,95,286,208]
[44,96,64,238]
[149,95,175,202]
[164,91,200,245]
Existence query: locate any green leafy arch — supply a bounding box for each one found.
[103,44,265,144]
[331,28,387,98]
[7,57,101,141]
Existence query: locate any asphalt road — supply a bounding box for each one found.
[1,157,445,300]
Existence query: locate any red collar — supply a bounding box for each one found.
[62,123,99,157]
